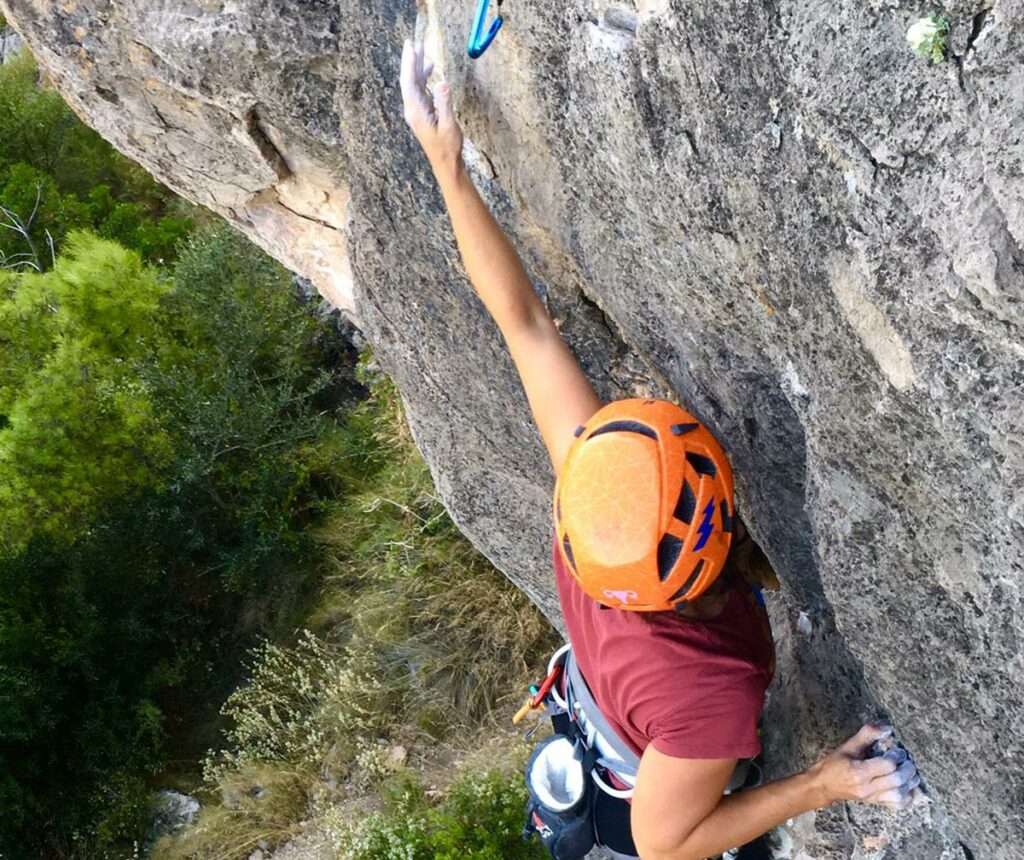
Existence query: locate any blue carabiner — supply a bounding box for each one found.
[467,0,503,59]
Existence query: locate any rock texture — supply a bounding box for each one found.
[2,0,1021,856]
[0,23,23,63]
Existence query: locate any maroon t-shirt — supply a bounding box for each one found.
[554,541,775,760]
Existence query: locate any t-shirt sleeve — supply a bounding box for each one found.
[647,672,764,760]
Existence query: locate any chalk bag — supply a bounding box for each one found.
[522,734,596,860]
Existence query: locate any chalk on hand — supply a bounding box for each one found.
[881,747,909,767]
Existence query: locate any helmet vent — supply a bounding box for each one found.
[657,534,683,580]
[671,423,699,436]
[562,537,577,573]
[674,480,697,525]
[668,559,705,603]
[719,500,733,533]
[685,451,717,477]
[589,420,657,441]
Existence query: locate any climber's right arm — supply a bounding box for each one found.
[433,165,602,475]
[400,41,601,474]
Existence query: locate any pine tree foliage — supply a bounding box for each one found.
[0,234,171,547]
[0,229,344,857]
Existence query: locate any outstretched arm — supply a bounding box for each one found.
[400,41,601,475]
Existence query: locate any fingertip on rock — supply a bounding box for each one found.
[882,747,908,765]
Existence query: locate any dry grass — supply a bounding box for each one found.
[311,371,558,735]
[150,765,313,860]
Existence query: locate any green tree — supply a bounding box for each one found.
[0,52,193,267]
[0,233,171,548]
[141,228,338,593]
[0,228,344,857]
[0,532,173,855]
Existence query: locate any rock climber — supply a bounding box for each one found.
[399,40,920,860]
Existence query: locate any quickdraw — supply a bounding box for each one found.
[512,658,563,725]
[467,0,503,59]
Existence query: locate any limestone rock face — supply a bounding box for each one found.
[0,24,23,63]
[3,0,1021,856]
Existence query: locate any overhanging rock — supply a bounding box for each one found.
[3,1,1020,856]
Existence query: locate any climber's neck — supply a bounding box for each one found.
[677,567,737,620]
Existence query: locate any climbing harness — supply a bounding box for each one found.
[520,644,761,860]
[520,645,651,857]
[468,0,503,58]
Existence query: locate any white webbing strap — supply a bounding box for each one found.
[564,651,641,780]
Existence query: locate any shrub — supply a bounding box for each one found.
[150,764,313,860]
[204,632,392,782]
[0,226,338,561]
[326,768,547,860]
[143,226,338,594]
[0,233,172,546]
[0,529,178,857]
[205,372,558,774]
[906,12,950,64]
[168,370,559,860]
[0,228,345,857]
[313,372,559,734]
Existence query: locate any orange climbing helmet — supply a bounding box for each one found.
[554,399,735,612]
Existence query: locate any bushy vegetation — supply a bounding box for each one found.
[0,41,559,860]
[0,234,171,544]
[326,769,547,860]
[152,376,559,860]
[0,227,345,857]
[0,52,194,270]
[312,374,559,739]
[0,54,213,851]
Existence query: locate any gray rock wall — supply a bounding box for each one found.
[2,0,1020,856]
[0,23,23,62]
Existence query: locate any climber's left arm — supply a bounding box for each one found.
[632,725,916,860]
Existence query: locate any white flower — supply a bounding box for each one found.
[906,16,938,52]
[906,12,949,63]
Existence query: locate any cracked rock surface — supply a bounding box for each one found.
[2,0,1020,856]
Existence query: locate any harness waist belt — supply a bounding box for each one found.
[565,652,640,779]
